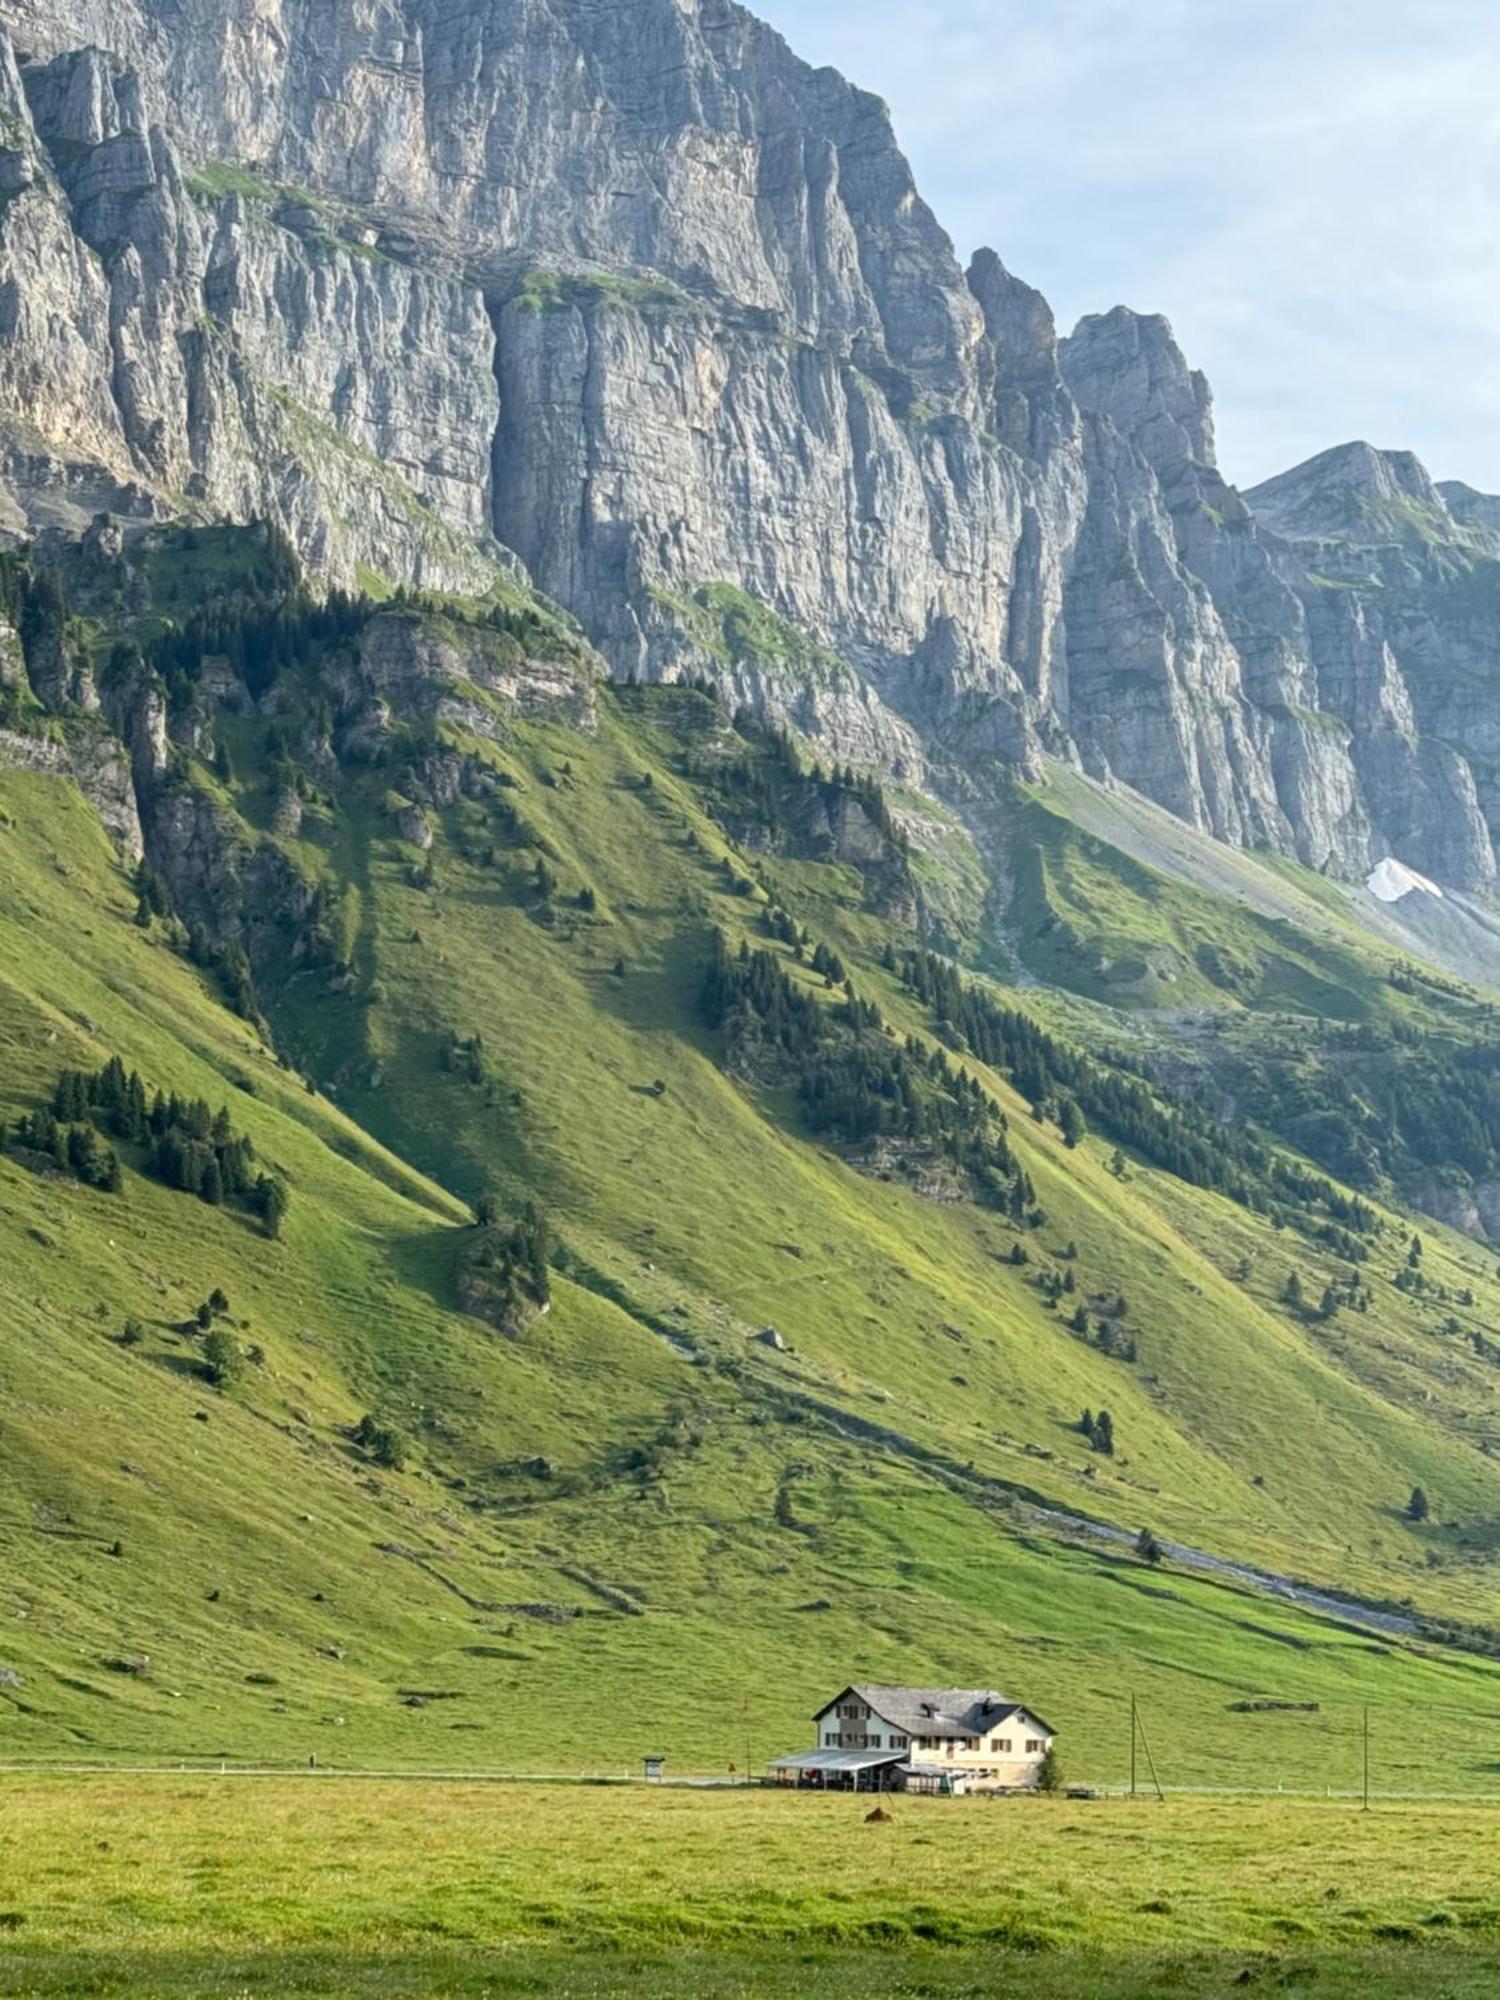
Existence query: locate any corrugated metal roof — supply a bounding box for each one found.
[769,1747,905,1772]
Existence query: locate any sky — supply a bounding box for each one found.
[751,0,1500,492]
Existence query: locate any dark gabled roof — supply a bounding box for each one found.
[815,1684,1055,1740]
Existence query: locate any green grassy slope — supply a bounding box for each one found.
[958,769,1500,1225]
[8,565,1500,1789]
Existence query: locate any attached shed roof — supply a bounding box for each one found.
[770,1748,905,1773]
[818,1685,1056,1740]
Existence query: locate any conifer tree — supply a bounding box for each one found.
[202,1328,242,1388]
[257,1176,288,1240]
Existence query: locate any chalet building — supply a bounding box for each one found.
[770,1684,1055,1795]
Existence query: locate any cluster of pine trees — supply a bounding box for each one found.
[381,583,575,662]
[702,934,1037,1214]
[143,558,362,704]
[440,1030,489,1087]
[1232,1020,1500,1196]
[46,1058,287,1234]
[1390,1231,1472,1313]
[895,947,1380,1235]
[703,713,909,857]
[760,905,850,984]
[460,1198,552,1333]
[896,945,1264,1192]
[1281,1266,1372,1322]
[1079,1408,1115,1454]
[0,554,67,725]
[1047,1270,1138,1361]
[5,1106,120,1190]
[351,1412,410,1470]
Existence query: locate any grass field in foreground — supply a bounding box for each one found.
[5,1778,1500,1996]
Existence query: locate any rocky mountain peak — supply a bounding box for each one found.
[965,247,1077,458]
[1244,439,1454,548]
[1060,305,1214,472]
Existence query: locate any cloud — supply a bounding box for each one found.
[750,0,1500,489]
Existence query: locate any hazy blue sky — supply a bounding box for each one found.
[752,0,1500,492]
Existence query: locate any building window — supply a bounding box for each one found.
[991,1737,1012,1753]
[1026,1739,1044,1754]
[891,1735,907,1749]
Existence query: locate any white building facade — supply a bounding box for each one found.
[772,1684,1056,1794]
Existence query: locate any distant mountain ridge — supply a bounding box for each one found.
[0,0,1497,888]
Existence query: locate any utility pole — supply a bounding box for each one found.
[1130,1693,1137,1799]
[1136,1702,1165,1803]
[1362,1705,1370,1813]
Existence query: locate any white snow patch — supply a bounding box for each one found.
[1367,856,1444,903]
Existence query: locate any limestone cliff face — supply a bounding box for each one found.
[0,0,1496,887]
[0,26,503,588]
[1241,445,1500,889]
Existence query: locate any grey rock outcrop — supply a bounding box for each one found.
[329,609,600,748]
[0,0,1495,888]
[0,722,142,855]
[1440,482,1500,544]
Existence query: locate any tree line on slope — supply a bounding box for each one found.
[709,713,910,854]
[701,932,1039,1219]
[1226,1021,1500,1198]
[138,587,365,707]
[3,1056,288,1233]
[893,946,1381,1237]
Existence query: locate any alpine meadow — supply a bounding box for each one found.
[2,0,1500,1994]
